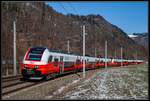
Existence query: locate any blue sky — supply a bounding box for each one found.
[45,1,148,34]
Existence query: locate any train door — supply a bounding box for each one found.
[76,59,81,71]
[48,55,53,73]
[59,56,63,74]
[54,57,59,67]
[48,55,53,63]
[53,57,60,74]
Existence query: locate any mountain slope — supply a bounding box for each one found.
[1,2,148,63]
[129,33,148,49]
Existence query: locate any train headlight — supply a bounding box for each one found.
[23,67,26,69]
[34,65,39,69]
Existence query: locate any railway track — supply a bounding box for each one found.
[2,80,25,88]
[2,82,41,96]
[2,73,69,96]
[1,74,42,96]
[2,75,21,82]
[2,76,45,96]
[2,72,80,96]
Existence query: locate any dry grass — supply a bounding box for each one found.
[63,63,148,100]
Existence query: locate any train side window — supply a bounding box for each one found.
[87,59,89,62]
[54,58,59,62]
[48,55,53,63]
[76,59,81,64]
[60,56,63,62]
[64,56,69,60]
[100,60,104,63]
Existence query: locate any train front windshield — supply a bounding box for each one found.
[26,47,46,61]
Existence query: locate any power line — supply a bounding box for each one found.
[68,2,78,14]
[59,3,69,14]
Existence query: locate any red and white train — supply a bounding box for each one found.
[20,47,144,80]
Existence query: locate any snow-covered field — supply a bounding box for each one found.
[63,64,148,100]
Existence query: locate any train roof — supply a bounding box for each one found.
[29,47,144,62]
[48,49,80,56]
[30,46,46,50]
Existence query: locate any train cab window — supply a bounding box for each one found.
[26,47,46,61]
[48,55,53,63]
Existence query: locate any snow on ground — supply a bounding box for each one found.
[128,34,138,38]
[63,64,148,100]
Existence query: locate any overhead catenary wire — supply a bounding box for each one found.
[59,2,80,54]
[67,2,78,14]
[58,3,71,53]
[59,2,69,14]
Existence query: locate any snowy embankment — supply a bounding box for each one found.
[63,64,148,100]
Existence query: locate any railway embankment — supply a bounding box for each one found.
[61,63,148,100]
